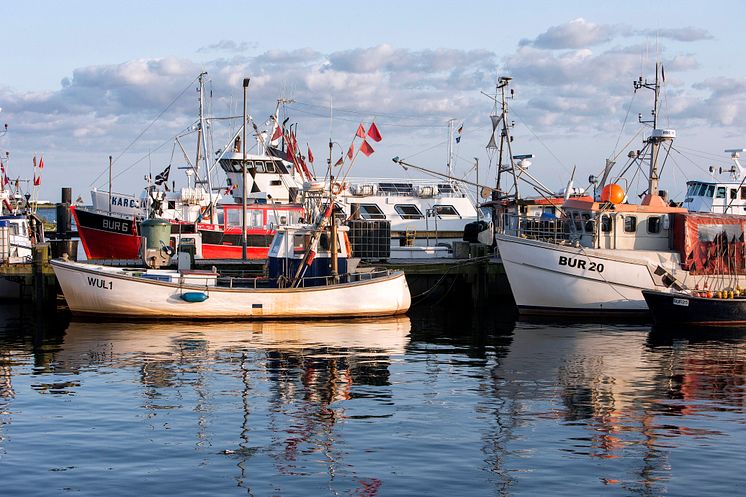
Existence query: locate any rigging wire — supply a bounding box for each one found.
[88,74,201,188]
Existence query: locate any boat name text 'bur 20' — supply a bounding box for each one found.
[558,256,605,273]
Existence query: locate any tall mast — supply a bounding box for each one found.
[634,62,672,200]
[485,76,518,201]
[447,118,455,180]
[195,72,215,221]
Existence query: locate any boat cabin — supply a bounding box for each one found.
[267,225,351,284]
[683,180,746,215]
[561,197,687,251]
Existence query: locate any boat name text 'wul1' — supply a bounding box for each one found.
[87,276,112,290]
[558,255,604,273]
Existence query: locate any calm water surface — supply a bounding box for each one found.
[0,304,744,496]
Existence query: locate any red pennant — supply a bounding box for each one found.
[347,144,354,160]
[271,124,283,142]
[307,145,314,164]
[356,123,366,138]
[334,156,344,167]
[360,140,374,157]
[367,122,382,142]
[34,173,41,186]
[39,156,45,169]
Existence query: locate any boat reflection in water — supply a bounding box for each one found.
[53,316,410,492]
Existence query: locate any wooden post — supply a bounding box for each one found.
[32,243,50,309]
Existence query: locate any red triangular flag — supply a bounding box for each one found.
[334,156,344,167]
[367,122,382,142]
[307,145,314,164]
[271,124,283,142]
[33,173,41,186]
[360,140,374,157]
[356,123,366,138]
[347,144,354,160]
[39,156,45,169]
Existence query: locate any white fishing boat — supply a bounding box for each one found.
[682,148,746,215]
[496,64,746,317]
[52,223,411,319]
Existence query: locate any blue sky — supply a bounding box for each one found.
[2,0,746,201]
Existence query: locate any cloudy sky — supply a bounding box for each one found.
[2,0,746,202]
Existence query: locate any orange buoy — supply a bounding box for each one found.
[600,183,625,204]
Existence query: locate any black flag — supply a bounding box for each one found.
[155,164,170,185]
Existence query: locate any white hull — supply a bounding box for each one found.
[52,259,411,319]
[495,234,727,316]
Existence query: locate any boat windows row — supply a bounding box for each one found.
[686,182,746,200]
[569,211,666,234]
[351,203,462,220]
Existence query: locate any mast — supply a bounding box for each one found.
[194,72,215,222]
[241,77,250,260]
[634,62,673,201]
[447,119,455,180]
[329,139,338,281]
[485,76,518,201]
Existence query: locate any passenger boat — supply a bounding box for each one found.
[495,64,746,317]
[52,223,411,319]
[642,289,746,326]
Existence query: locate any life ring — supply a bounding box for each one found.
[331,182,343,195]
[199,205,210,221]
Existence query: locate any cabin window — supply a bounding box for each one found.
[647,216,662,234]
[270,180,282,186]
[696,184,707,196]
[600,215,612,233]
[570,211,582,231]
[356,204,386,220]
[225,208,263,227]
[706,185,715,198]
[731,188,738,200]
[624,216,637,233]
[395,204,424,220]
[265,161,277,173]
[319,233,330,251]
[434,205,460,218]
[542,206,557,216]
[293,234,308,253]
[716,187,726,199]
[741,187,746,199]
[686,183,698,196]
[581,213,593,233]
[167,201,176,210]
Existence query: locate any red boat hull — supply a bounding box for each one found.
[72,206,141,259]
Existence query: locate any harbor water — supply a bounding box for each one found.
[0,304,744,496]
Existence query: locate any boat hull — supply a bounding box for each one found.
[642,289,746,326]
[496,234,669,317]
[51,259,411,319]
[72,206,141,259]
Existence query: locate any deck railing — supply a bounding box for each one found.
[499,213,575,244]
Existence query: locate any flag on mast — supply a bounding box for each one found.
[367,122,382,142]
[455,124,463,143]
[307,145,314,164]
[356,123,366,138]
[360,140,374,157]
